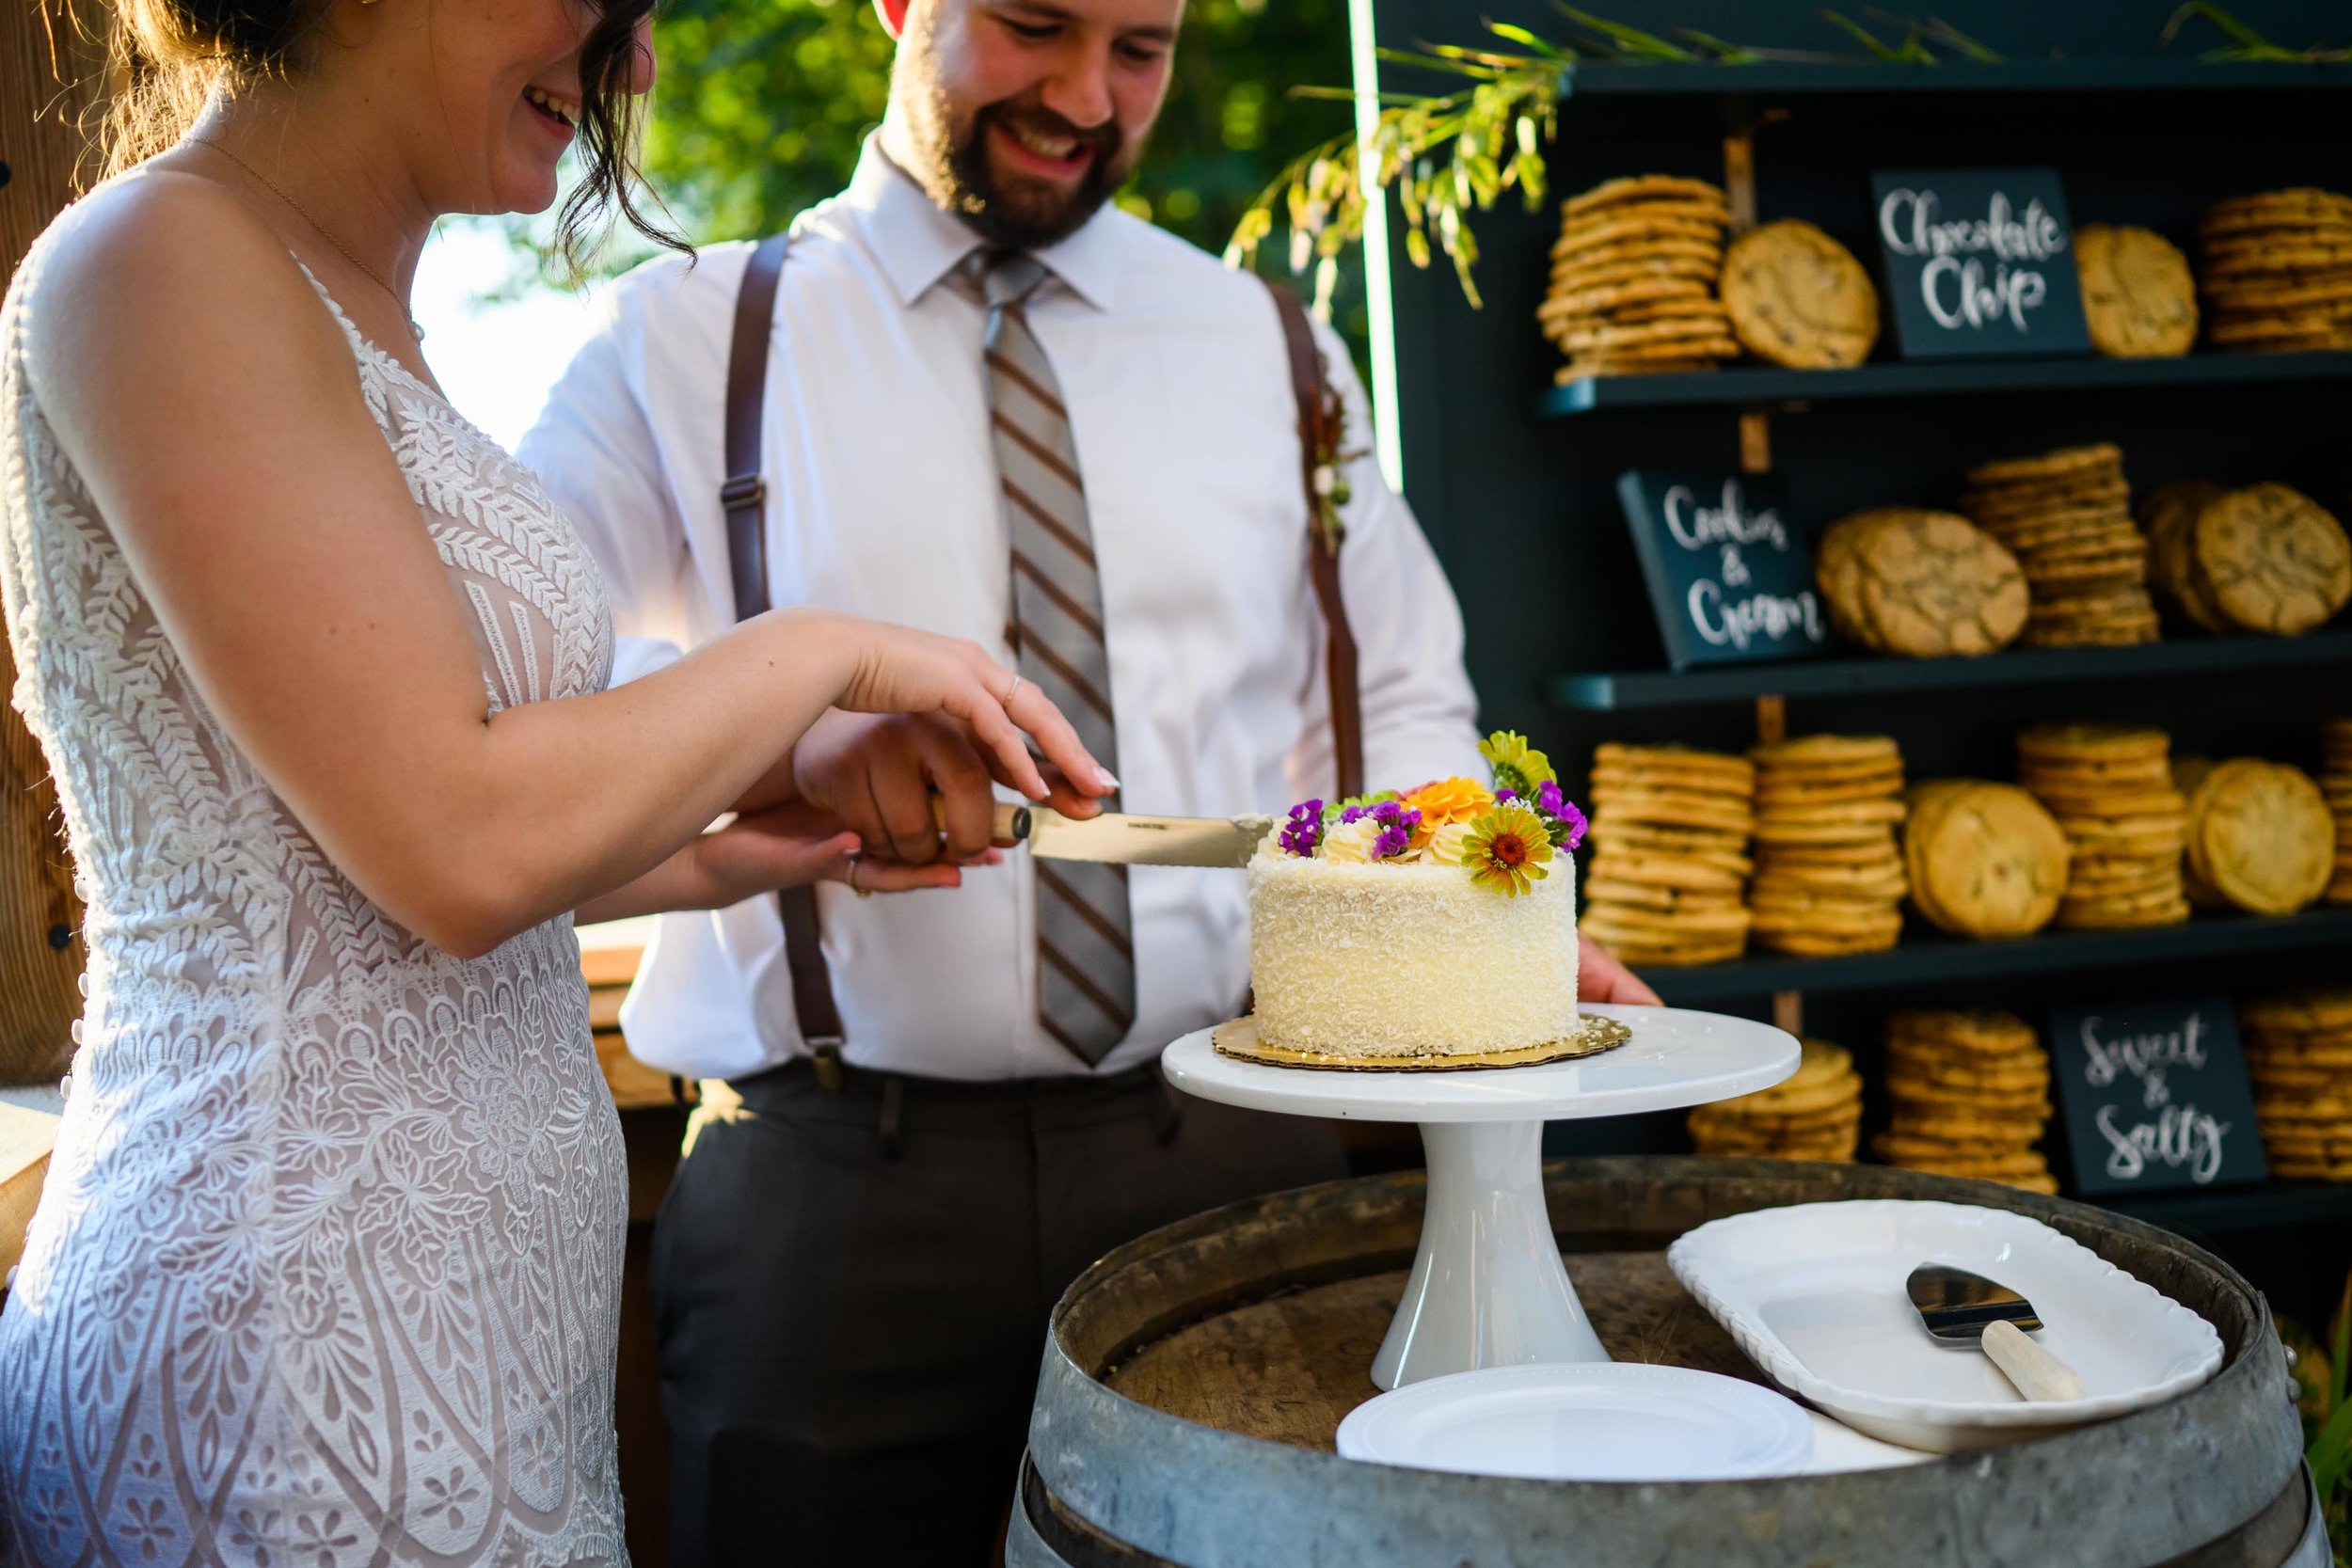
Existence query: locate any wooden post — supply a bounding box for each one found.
[0,0,108,1085]
[1724,128,1802,1042]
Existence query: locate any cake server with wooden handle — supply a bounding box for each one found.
[1907,1263,2087,1402]
[935,800,1275,867]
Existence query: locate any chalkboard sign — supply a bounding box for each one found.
[2047,996,2267,1196]
[1870,168,2091,359]
[1615,471,1831,672]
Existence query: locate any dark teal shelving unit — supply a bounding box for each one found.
[1375,0,2352,1274]
[1539,350,2352,416]
[1562,58,2352,97]
[1638,907,2352,1006]
[1552,630,2352,710]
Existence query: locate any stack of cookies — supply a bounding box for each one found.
[1960,444,2158,648]
[1538,176,1740,382]
[2197,188,2352,356]
[2324,719,2352,904]
[2182,757,2335,915]
[2241,990,2352,1181]
[1580,743,1755,967]
[1904,781,2071,939]
[2014,724,2190,930]
[1873,1008,2058,1194]
[1745,735,1908,957]
[1687,1038,1863,1162]
[1814,507,2028,658]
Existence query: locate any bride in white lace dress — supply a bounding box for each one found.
[0,1,1109,1561]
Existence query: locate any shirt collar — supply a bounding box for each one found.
[848,130,1123,314]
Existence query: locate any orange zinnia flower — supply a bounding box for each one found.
[1403,775,1496,829]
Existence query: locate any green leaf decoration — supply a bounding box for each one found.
[1553,4,1698,60]
[2158,1,2352,61]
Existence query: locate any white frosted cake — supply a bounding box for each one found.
[1246,733,1587,1061]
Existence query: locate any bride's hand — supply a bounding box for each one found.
[829,616,1115,805]
[682,802,999,908]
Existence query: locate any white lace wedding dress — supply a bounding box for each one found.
[0,230,628,1566]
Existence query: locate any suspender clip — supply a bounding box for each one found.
[808,1036,846,1093]
[719,472,766,513]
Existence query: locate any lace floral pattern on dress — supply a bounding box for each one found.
[0,236,627,1568]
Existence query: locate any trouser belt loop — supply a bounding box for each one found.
[878,1075,906,1160]
[1148,1072,1184,1147]
[809,1037,846,1094]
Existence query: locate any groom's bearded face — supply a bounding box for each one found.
[892,0,1181,250]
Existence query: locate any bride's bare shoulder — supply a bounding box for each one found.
[21,165,351,422]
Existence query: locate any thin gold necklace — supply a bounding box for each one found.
[190,137,425,341]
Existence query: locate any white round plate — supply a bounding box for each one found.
[1336,1362,1816,1482]
[1160,1003,1798,1123]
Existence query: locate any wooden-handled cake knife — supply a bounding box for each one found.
[938,800,1275,868]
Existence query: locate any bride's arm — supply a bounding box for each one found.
[27,177,1102,957]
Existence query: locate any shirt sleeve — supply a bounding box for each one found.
[1285,312,1486,800]
[514,273,692,687]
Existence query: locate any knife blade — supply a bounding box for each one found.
[1021,807,1275,868]
[927,800,1274,866]
[1906,1263,2086,1402]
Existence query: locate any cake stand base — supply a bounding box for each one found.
[1161,1004,1799,1388]
[1374,1119,1604,1388]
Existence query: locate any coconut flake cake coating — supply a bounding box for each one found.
[1247,840,1580,1058]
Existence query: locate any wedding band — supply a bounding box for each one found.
[846,857,870,899]
[1002,674,1024,705]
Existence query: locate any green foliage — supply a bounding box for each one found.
[1227,25,1565,312]
[2157,2,2352,62]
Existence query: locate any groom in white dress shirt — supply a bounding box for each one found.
[521,0,1644,1559]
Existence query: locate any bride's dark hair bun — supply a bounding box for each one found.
[102,0,684,273]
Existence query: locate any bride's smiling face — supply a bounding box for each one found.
[361,0,656,217]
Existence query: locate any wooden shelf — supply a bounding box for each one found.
[1561,58,2352,98]
[1538,351,2352,417]
[1551,629,2352,711]
[1639,906,2352,1005]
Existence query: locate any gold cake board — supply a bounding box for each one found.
[1211,1014,1633,1073]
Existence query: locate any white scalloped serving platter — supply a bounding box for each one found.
[1667,1199,2223,1453]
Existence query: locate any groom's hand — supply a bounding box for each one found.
[791,710,1102,866]
[1579,937,1661,1006]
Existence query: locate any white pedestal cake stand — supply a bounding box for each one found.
[1160,1003,1799,1389]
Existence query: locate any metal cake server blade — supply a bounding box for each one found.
[1022,808,1274,868]
[931,800,1272,867]
[1906,1264,2086,1402]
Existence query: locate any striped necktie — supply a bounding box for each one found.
[973,251,1136,1066]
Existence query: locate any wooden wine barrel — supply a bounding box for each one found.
[1017,1156,2317,1568]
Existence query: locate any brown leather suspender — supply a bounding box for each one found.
[1264,283,1367,800]
[717,237,1364,1067]
[722,232,847,1075]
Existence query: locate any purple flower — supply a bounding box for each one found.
[1279,800,1324,857]
[1549,800,1588,852]
[1535,779,1565,817]
[1340,804,1372,825]
[1368,800,1422,859]
[1494,786,1518,803]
